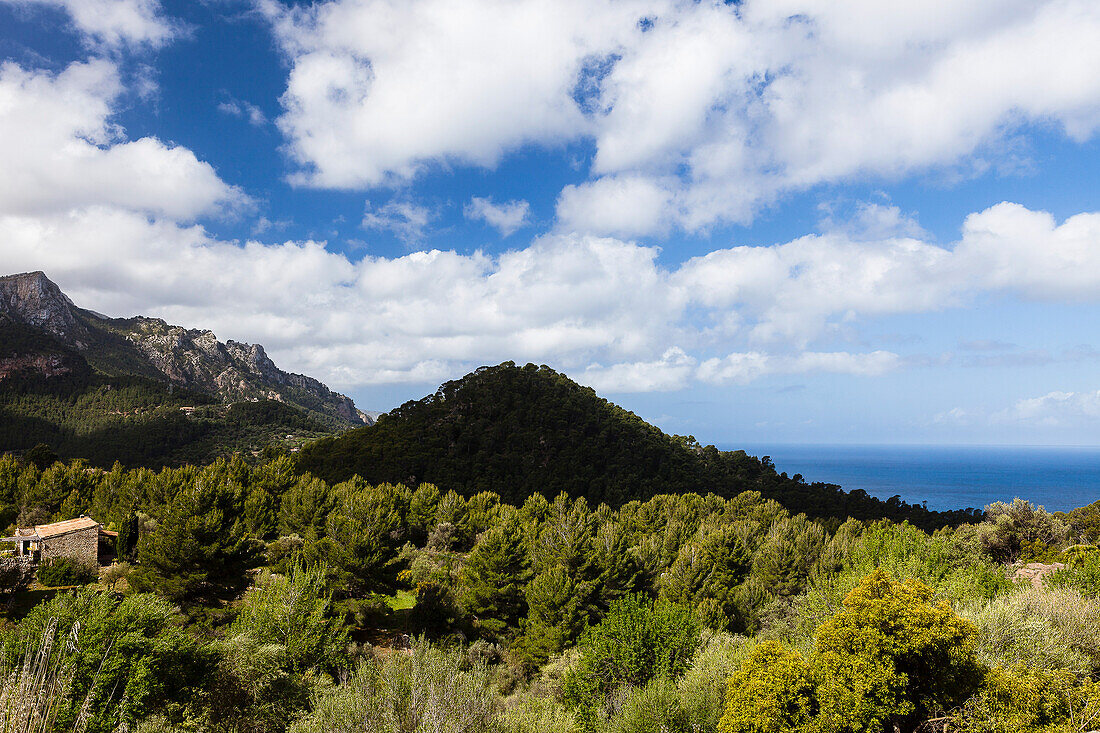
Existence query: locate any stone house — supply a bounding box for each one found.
[4,516,115,568]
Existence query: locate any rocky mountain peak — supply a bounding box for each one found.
[1,271,368,428]
[0,271,86,343]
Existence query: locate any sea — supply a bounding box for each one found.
[724,444,1100,513]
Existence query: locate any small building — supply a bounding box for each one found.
[3,516,115,568]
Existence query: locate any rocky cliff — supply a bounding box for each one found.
[0,271,367,428]
[0,271,89,344]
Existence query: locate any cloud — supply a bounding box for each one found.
[1,0,177,49]
[4,200,1100,393]
[993,390,1100,426]
[817,201,929,241]
[697,350,902,385]
[218,98,268,127]
[0,209,681,389]
[556,175,676,238]
[263,0,654,188]
[581,347,697,393]
[463,197,529,237]
[959,339,1016,352]
[0,60,245,220]
[261,0,1100,234]
[362,199,436,243]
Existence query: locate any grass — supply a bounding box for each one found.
[386,590,416,611]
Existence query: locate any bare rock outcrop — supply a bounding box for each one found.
[0,271,88,344]
[0,271,367,427]
[1010,561,1065,589]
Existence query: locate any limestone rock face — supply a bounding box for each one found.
[0,353,72,380]
[0,271,367,427]
[0,271,88,344]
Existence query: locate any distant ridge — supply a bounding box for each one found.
[296,362,982,529]
[0,271,368,466]
[0,271,365,428]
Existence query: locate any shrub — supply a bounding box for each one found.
[954,665,1100,733]
[498,691,576,733]
[0,589,211,732]
[562,594,701,731]
[289,640,500,733]
[977,499,1069,563]
[609,677,695,733]
[963,586,1100,677]
[101,561,131,592]
[37,556,96,587]
[719,570,985,733]
[1048,551,1100,598]
[719,640,815,733]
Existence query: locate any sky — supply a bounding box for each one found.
[2,0,1100,446]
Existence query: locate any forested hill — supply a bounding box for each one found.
[0,320,335,466]
[296,362,981,529]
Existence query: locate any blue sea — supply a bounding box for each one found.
[724,444,1100,513]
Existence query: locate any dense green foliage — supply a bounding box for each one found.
[0,589,212,732]
[0,321,339,467]
[563,594,702,730]
[36,556,97,587]
[0,441,1096,732]
[297,362,980,529]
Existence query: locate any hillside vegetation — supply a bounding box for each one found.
[298,362,979,529]
[1,452,1099,733]
[0,321,333,466]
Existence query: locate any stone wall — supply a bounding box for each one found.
[39,528,98,568]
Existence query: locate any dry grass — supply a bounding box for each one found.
[0,617,107,733]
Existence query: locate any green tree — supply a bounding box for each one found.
[563,594,701,731]
[407,482,441,544]
[662,522,752,629]
[324,480,405,595]
[518,565,588,666]
[22,442,58,471]
[212,560,349,731]
[242,486,278,539]
[458,515,531,639]
[278,476,333,541]
[229,559,347,674]
[131,479,261,605]
[116,510,139,560]
[751,514,825,598]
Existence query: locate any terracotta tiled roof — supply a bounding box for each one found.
[17,516,100,539]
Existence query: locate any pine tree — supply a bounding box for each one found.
[458,516,531,639]
[131,479,261,605]
[116,511,139,560]
[278,476,333,541]
[324,480,405,595]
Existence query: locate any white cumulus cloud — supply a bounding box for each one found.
[993,391,1100,426]
[0,60,245,220]
[262,0,1100,235]
[463,197,530,237]
[1,0,177,48]
[4,196,1100,393]
[362,199,436,243]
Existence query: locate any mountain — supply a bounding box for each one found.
[0,271,367,466]
[0,272,366,428]
[296,362,981,529]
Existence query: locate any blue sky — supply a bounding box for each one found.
[3,0,1100,446]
